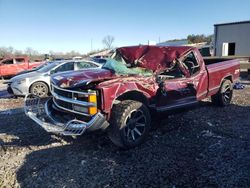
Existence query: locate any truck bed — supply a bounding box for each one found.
[205,58,240,96]
[203,57,235,65]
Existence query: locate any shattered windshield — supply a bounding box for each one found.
[102,58,153,76]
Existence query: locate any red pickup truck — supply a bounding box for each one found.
[25,46,240,148]
[0,56,44,78]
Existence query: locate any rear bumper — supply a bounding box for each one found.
[24,94,109,136]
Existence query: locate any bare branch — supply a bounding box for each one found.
[102,35,115,49]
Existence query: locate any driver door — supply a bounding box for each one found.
[156,51,202,111]
[156,77,197,112]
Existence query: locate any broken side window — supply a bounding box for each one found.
[158,63,185,80]
[182,52,200,75]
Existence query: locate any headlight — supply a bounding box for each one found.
[73,105,89,114]
[15,78,27,85]
[72,94,98,115]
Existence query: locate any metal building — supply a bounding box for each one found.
[214,21,250,56]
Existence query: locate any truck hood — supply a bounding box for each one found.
[51,68,117,88]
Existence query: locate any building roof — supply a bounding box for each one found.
[214,20,250,27]
[89,49,112,57]
[157,39,188,46]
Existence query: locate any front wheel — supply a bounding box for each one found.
[30,82,49,98]
[108,100,151,149]
[211,80,233,106]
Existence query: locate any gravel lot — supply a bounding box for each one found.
[0,79,250,187]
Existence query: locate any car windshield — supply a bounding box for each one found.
[37,61,60,73]
[102,58,153,76]
[32,61,52,71]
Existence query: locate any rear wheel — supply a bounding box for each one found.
[108,100,151,149]
[30,82,49,98]
[211,79,233,106]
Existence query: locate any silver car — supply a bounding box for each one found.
[6,60,102,97]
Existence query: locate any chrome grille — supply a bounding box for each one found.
[53,87,72,98]
[54,98,72,110]
[51,84,97,116]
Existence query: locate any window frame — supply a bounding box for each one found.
[51,61,75,74]
[157,62,186,81]
[15,58,25,64]
[74,61,98,70]
[2,59,14,65]
[180,51,201,77]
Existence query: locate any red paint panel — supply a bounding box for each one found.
[206,59,240,96]
[0,57,44,77]
[97,76,158,114]
[51,68,117,88]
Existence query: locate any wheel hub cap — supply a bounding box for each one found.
[124,109,146,142]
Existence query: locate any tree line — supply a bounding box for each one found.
[187,34,213,44]
[0,35,115,60]
[1,34,212,59]
[163,34,213,44]
[0,46,86,60]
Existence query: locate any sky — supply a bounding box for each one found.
[0,0,249,54]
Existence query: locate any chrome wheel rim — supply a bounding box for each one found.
[33,84,46,97]
[222,84,232,103]
[123,109,146,142]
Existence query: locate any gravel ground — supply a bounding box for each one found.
[0,80,250,187]
[0,80,24,111]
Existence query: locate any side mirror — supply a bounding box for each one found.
[50,70,55,75]
[155,74,167,96]
[44,72,50,76]
[155,74,168,83]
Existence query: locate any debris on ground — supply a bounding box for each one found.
[0,80,250,187]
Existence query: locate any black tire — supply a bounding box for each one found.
[211,79,233,106]
[30,82,49,97]
[108,100,151,149]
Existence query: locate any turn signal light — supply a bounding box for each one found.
[89,106,97,115]
[88,95,97,103]
[88,94,97,115]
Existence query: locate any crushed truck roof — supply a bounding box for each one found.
[116,45,194,72]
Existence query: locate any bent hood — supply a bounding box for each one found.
[51,68,117,88]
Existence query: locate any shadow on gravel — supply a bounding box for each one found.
[0,110,75,148]
[15,103,250,187]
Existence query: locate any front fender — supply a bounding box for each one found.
[97,77,158,116]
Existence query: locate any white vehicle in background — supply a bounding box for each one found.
[5,59,102,97]
[72,56,83,60]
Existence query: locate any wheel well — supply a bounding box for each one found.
[29,81,50,93]
[116,91,149,106]
[224,75,233,83]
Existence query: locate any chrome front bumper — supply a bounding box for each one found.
[24,94,108,136]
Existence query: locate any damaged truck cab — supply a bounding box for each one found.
[25,46,240,148]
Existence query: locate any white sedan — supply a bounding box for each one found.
[6,59,102,97]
